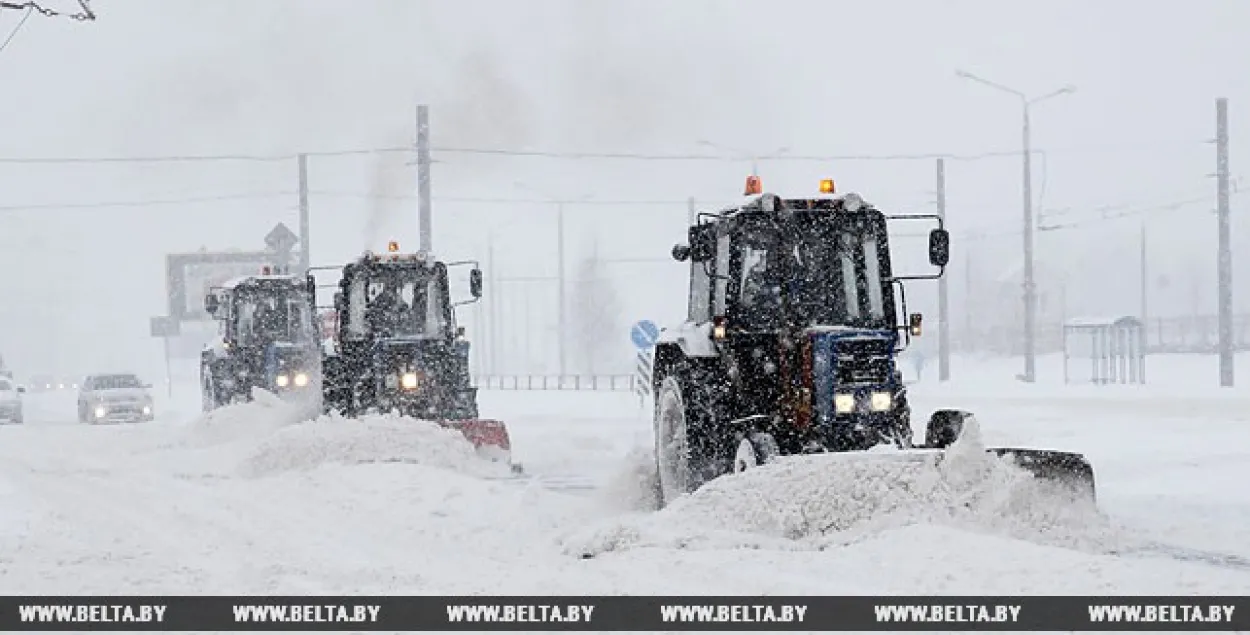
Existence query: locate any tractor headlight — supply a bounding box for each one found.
[870,391,892,411]
[94,405,106,418]
[293,372,309,387]
[834,393,855,413]
[142,405,152,416]
[275,374,290,388]
[400,372,419,390]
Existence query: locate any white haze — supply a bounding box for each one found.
[0,0,1248,381]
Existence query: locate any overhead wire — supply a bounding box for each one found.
[0,5,32,55]
[0,138,1225,166]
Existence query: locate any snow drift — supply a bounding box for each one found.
[568,416,1116,558]
[161,389,513,481]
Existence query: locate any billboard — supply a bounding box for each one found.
[166,251,278,322]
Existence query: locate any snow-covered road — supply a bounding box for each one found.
[2,354,1250,597]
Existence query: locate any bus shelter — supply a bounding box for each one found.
[1062,316,1146,385]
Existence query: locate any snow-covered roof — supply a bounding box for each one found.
[1064,315,1143,328]
[216,274,301,291]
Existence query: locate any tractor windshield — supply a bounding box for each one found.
[235,287,314,346]
[737,213,893,331]
[345,267,449,339]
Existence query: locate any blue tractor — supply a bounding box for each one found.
[200,267,322,410]
[310,242,516,468]
[651,176,1096,505]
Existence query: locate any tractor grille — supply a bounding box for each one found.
[832,338,892,385]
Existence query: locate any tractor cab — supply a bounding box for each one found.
[660,176,950,456]
[315,241,484,419]
[200,266,321,409]
[673,177,947,347]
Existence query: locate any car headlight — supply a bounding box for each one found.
[142,405,152,415]
[834,393,855,413]
[293,372,309,387]
[400,372,419,390]
[870,391,892,412]
[275,374,290,388]
[94,405,106,418]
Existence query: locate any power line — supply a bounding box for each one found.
[309,190,711,206]
[0,5,32,55]
[0,138,1223,166]
[0,191,293,211]
[0,1,94,21]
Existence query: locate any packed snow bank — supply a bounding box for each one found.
[568,416,1114,558]
[158,390,513,482]
[239,413,508,479]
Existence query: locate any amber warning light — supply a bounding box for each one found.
[744,175,762,195]
[819,179,836,194]
[387,241,400,253]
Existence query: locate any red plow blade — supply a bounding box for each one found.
[442,418,522,473]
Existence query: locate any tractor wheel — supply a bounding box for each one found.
[733,432,780,473]
[654,374,717,506]
[201,370,218,413]
[925,409,974,449]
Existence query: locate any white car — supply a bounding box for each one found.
[0,376,24,424]
[77,373,155,424]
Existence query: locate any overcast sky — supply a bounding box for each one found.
[0,0,1247,379]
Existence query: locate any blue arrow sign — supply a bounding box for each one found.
[630,320,660,349]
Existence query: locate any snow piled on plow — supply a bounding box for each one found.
[166,389,513,480]
[567,416,1117,558]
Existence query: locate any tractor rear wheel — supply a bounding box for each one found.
[654,374,719,506]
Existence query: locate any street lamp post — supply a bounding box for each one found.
[955,70,1074,383]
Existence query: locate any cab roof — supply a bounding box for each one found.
[218,274,303,291]
[705,192,879,222]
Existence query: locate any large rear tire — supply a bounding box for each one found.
[654,374,721,506]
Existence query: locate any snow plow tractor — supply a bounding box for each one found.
[651,176,1095,506]
[201,267,323,410]
[310,242,518,471]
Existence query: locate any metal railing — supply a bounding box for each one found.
[475,374,639,392]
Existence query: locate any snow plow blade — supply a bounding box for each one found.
[984,447,1097,503]
[442,418,523,474]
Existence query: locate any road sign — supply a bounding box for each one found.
[630,320,660,349]
[149,316,180,338]
[265,222,299,253]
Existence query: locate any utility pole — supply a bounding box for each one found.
[936,158,950,381]
[1139,220,1149,384]
[1139,221,1148,323]
[964,247,974,354]
[416,104,433,254]
[557,203,567,379]
[1216,97,1234,387]
[1021,104,1037,382]
[487,233,499,376]
[955,70,1073,383]
[297,153,310,275]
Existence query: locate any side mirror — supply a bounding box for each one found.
[671,244,691,262]
[909,313,923,337]
[204,294,219,315]
[928,228,950,267]
[688,228,714,263]
[469,268,483,298]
